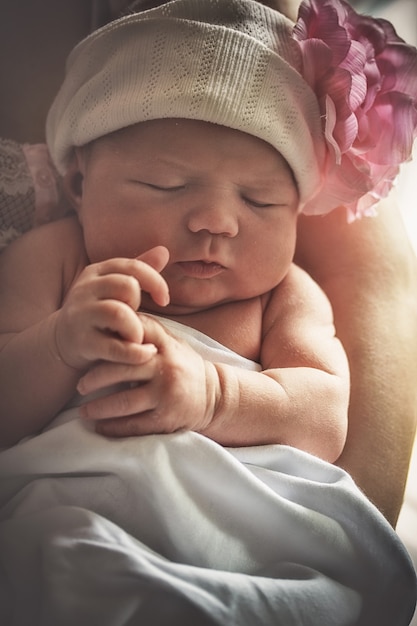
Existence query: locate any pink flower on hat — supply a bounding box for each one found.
[293,0,417,219]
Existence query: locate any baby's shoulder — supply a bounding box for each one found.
[263,263,333,327]
[1,215,83,262]
[280,262,327,296]
[0,216,87,294]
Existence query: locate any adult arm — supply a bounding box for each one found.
[295,200,417,526]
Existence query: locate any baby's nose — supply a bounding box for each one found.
[186,191,239,237]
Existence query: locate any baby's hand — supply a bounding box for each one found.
[76,314,220,437]
[54,246,170,370]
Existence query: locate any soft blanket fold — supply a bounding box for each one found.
[0,316,415,625]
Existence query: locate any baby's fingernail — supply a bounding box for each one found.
[77,378,86,395]
[142,343,157,356]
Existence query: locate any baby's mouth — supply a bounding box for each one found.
[176,260,225,278]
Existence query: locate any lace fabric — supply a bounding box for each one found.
[0,139,68,250]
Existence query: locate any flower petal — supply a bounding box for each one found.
[293,0,417,219]
[295,0,351,66]
[298,39,333,87]
[364,92,417,164]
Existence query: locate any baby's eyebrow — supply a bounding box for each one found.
[153,158,287,182]
[241,174,296,192]
[150,156,191,171]
[245,176,286,188]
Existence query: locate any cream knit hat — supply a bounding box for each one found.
[46,0,326,209]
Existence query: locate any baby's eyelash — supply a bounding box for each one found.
[146,182,186,192]
[147,183,185,191]
[243,196,275,208]
[131,179,186,191]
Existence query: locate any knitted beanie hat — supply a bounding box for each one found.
[46,0,325,211]
[46,0,417,218]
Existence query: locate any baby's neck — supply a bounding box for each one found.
[144,296,266,362]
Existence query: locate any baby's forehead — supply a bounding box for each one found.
[96,118,295,178]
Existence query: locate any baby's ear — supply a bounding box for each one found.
[62,149,85,211]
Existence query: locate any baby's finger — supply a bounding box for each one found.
[79,383,156,421]
[92,273,141,310]
[95,257,169,307]
[131,260,170,307]
[95,412,167,438]
[139,312,176,344]
[93,300,144,344]
[75,332,146,367]
[136,246,170,273]
[77,349,157,396]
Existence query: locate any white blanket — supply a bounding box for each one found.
[0,318,416,626]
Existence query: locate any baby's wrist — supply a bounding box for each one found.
[201,361,224,434]
[49,311,86,372]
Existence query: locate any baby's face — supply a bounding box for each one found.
[74,118,299,314]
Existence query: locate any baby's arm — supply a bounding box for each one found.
[0,218,86,445]
[0,218,169,447]
[205,264,350,461]
[79,265,349,463]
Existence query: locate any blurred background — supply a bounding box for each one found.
[368,2,417,623]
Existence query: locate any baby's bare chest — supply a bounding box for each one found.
[169,297,264,362]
